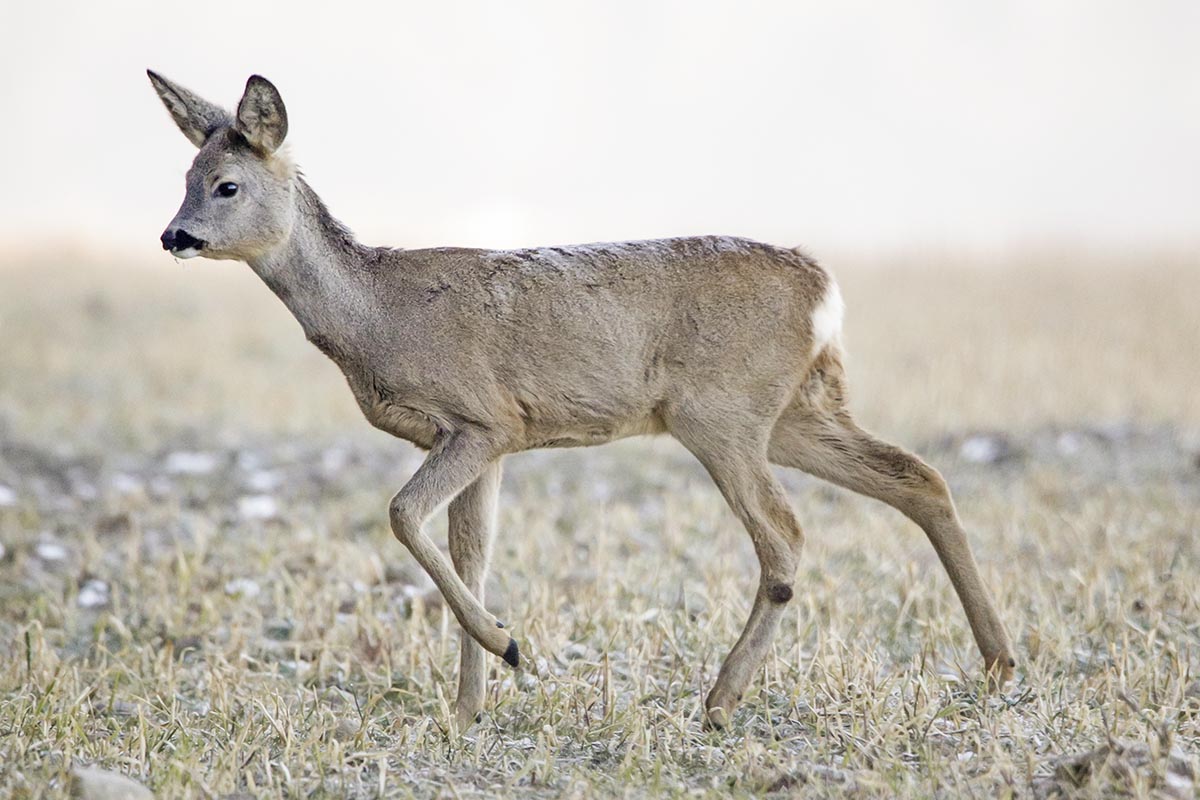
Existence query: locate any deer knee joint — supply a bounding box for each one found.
[388,496,419,546]
[502,638,520,668]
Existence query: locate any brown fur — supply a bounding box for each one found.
[149,71,1016,730]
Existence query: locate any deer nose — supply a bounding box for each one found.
[161,228,205,252]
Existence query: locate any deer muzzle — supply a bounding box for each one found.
[160,228,206,257]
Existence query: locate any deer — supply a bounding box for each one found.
[148,71,1016,730]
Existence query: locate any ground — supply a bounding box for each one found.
[0,246,1197,798]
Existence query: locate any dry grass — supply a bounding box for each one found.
[1,247,1198,798]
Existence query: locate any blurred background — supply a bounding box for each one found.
[3,0,1199,252]
[0,1,1197,445]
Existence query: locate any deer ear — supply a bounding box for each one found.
[236,75,288,154]
[147,70,232,148]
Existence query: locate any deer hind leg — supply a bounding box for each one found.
[447,460,503,729]
[669,416,806,729]
[388,429,518,671]
[768,403,1016,685]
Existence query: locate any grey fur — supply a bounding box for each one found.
[150,72,1016,730]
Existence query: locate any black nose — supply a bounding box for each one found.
[160,229,205,251]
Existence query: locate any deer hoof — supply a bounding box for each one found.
[704,705,731,731]
[503,638,520,668]
[985,654,1016,690]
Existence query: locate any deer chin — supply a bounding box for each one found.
[171,247,203,259]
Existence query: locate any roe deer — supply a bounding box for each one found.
[149,71,1016,730]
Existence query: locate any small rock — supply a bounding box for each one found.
[1164,769,1194,800]
[1094,422,1134,443]
[1183,680,1200,717]
[561,642,593,661]
[322,687,362,736]
[73,482,99,501]
[224,578,261,598]
[237,494,279,521]
[110,473,144,495]
[765,763,855,792]
[35,541,69,562]
[1056,431,1085,456]
[321,447,351,475]
[335,715,362,737]
[937,670,963,684]
[78,579,110,609]
[245,469,282,493]
[281,659,312,679]
[0,484,18,507]
[164,451,219,476]
[235,449,265,471]
[517,668,539,691]
[96,513,132,537]
[108,700,142,718]
[263,618,294,641]
[959,434,1014,465]
[323,686,357,710]
[69,766,154,800]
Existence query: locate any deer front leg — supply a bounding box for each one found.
[447,460,503,728]
[389,429,518,670]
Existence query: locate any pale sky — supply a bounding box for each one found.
[2,1,1198,255]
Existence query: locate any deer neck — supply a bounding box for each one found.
[247,179,375,347]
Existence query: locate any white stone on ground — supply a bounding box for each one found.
[224,577,262,598]
[35,541,69,562]
[69,767,154,800]
[164,451,219,475]
[960,434,1007,464]
[238,494,280,520]
[110,473,144,495]
[246,469,282,492]
[78,579,110,609]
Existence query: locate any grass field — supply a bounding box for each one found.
[1,247,1198,797]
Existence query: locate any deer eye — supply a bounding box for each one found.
[215,182,239,198]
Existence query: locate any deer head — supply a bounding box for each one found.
[149,71,296,262]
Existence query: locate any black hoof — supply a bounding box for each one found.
[502,638,520,668]
[766,583,794,604]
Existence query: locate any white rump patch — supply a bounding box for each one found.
[811,278,844,355]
